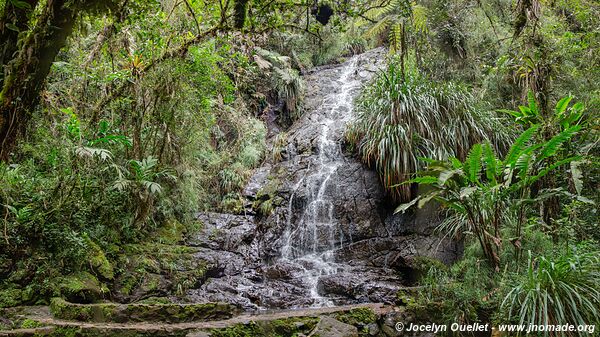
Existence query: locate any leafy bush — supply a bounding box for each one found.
[0,35,267,305]
[398,123,583,269]
[254,47,305,121]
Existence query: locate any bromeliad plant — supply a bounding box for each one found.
[499,93,585,130]
[397,123,583,270]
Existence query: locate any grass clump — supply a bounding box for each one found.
[501,247,600,332]
[347,59,510,201]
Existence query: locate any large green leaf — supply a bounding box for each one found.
[539,125,581,160]
[482,142,499,184]
[555,96,573,117]
[505,125,539,166]
[465,143,482,183]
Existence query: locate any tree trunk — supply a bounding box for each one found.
[0,0,79,161]
[234,0,249,29]
[0,0,40,86]
[0,0,122,161]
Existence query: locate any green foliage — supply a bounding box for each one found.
[335,308,377,326]
[499,92,585,130]
[363,0,428,54]
[398,120,584,268]
[254,47,305,120]
[501,247,600,333]
[348,59,510,200]
[0,5,268,304]
[404,242,498,327]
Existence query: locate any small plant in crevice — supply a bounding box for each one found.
[271,132,288,163]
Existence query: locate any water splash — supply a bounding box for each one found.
[280,56,364,307]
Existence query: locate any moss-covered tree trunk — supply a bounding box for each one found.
[0,0,120,161]
[0,0,39,86]
[0,0,80,160]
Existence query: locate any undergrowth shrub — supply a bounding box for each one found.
[0,37,267,306]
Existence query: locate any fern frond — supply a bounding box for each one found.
[483,142,498,183]
[465,143,482,183]
[411,3,428,33]
[389,23,402,53]
[364,16,392,39]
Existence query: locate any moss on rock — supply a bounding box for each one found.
[50,298,239,323]
[0,286,32,308]
[50,298,96,321]
[57,272,107,303]
[84,235,115,280]
[46,326,190,337]
[334,307,377,326]
[208,317,318,337]
[113,243,206,301]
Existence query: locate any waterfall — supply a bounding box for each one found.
[188,48,452,310]
[279,57,363,307]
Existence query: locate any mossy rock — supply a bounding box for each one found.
[334,307,377,327]
[50,298,239,323]
[411,256,447,278]
[208,317,318,337]
[46,326,190,337]
[0,286,32,308]
[84,235,115,280]
[153,220,187,245]
[19,318,46,329]
[113,243,207,301]
[57,272,106,303]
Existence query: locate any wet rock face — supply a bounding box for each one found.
[184,49,462,310]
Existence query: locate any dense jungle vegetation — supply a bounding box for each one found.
[0,0,598,333]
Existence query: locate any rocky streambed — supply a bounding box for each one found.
[183,49,461,310]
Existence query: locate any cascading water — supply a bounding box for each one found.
[187,48,456,310]
[280,57,363,307]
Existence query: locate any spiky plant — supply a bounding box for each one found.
[502,248,600,336]
[347,60,509,201]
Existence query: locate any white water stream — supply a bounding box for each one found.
[280,57,363,307]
